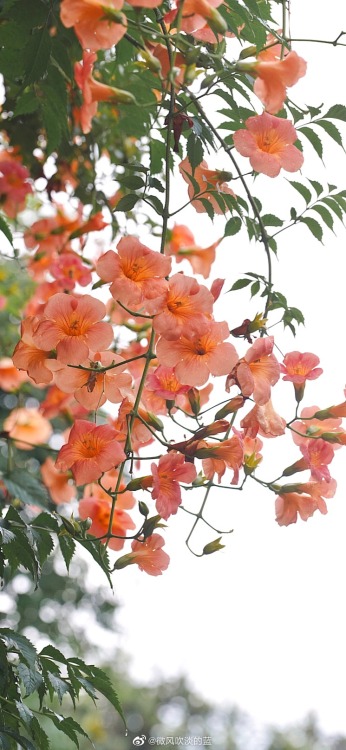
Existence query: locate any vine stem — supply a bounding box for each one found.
[184,89,273,321]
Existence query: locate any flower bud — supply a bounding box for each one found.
[215,396,245,419]
[126,476,153,491]
[138,500,149,517]
[203,537,225,555]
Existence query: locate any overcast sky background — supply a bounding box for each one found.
[110,0,346,741]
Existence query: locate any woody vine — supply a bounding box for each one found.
[0,0,346,745]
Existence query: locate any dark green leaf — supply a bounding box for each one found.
[115,194,139,212]
[58,535,76,572]
[310,204,334,231]
[0,629,37,669]
[198,198,215,221]
[144,195,164,216]
[149,137,165,175]
[13,92,40,118]
[229,278,252,291]
[24,27,52,84]
[288,181,312,204]
[224,216,242,236]
[0,215,13,246]
[17,663,43,697]
[321,197,344,221]
[3,472,49,508]
[186,133,204,171]
[308,179,323,197]
[250,280,260,297]
[300,217,323,242]
[314,119,344,149]
[87,665,126,727]
[299,126,323,160]
[119,175,145,190]
[324,104,346,121]
[261,214,283,227]
[39,645,67,664]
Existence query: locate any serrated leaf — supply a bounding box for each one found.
[0,215,13,246]
[46,671,71,703]
[308,179,323,197]
[310,204,334,231]
[288,181,312,204]
[314,119,344,150]
[198,198,214,220]
[261,214,283,227]
[324,104,346,121]
[0,629,37,669]
[39,645,67,664]
[13,91,40,118]
[300,216,323,242]
[87,666,126,727]
[30,716,50,750]
[24,27,51,84]
[114,194,139,212]
[3,472,49,508]
[17,663,43,697]
[224,216,242,236]
[186,133,204,170]
[0,730,36,750]
[58,535,76,572]
[41,710,89,748]
[148,176,164,193]
[250,280,260,297]
[149,137,165,175]
[41,100,63,155]
[145,195,164,216]
[321,197,344,222]
[299,126,323,160]
[119,175,145,190]
[77,538,112,586]
[14,700,34,727]
[229,278,252,291]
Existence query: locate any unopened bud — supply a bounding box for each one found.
[207,7,228,34]
[187,388,200,416]
[239,45,257,59]
[138,501,149,516]
[215,396,244,419]
[140,48,162,74]
[203,537,226,555]
[126,476,153,491]
[113,553,136,570]
[145,412,164,432]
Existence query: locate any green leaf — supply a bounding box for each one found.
[42,710,89,748]
[114,194,139,212]
[144,195,164,216]
[149,137,165,175]
[198,198,215,221]
[3,471,49,508]
[321,196,344,221]
[86,665,126,727]
[186,133,204,171]
[40,100,63,155]
[224,216,242,236]
[299,126,323,160]
[261,214,283,227]
[39,645,67,664]
[288,181,312,204]
[300,216,323,242]
[324,104,346,121]
[17,663,43,697]
[0,629,37,669]
[314,119,344,150]
[0,730,36,750]
[310,204,334,231]
[45,671,71,703]
[0,215,13,246]
[30,716,50,750]
[119,175,145,190]
[58,535,76,572]
[250,280,260,297]
[13,91,40,118]
[77,538,112,586]
[24,27,52,84]
[229,278,252,291]
[308,179,323,197]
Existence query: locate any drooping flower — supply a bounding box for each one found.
[96,236,171,309]
[31,293,114,366]
[12,317,60,385]
[79,481,136,551]
[233,112,304,178]
[56,420,126,485]
[114,533,170,575]
[0,358,27,391]
[195,435,243,484]
[226,336,280,405]
[240,399,286,438]
[60,0,127,51]
[275,478,336,526]
[151,452,197,519]
[41,457,75,504]
[169,0,227,35]
[253,51,307,114]
[0,155,32,218]
[156,320,239,387]
[290,405,345,447]
[74,50,135,134]
[166,225,219,279]
[3,408,52,450]
[179,157,235,214]
[298,438,335,482]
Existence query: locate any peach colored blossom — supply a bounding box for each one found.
[74,51,134,134]
[226,335,280,405]
[112,397,154,452]
[290,406,344,447]
[145,366,190,401]
[313,401,346,420]
[12,317,60,385]
[196,435,243,484]
[254,51,307,114]
[240,399,286,438]
[79,492,135,551]
[41,457,75,504]
[86,469,136,509]
[257,30,285,62]
[233,112,303,178]
[166,226,219,279]
[96,236,171,309]
[60,0,127,51]
[56,420,126,485]
[129,533,170,575]
[151,452,197,519]
[299,438,335,482]
[149,273,214,340]
[157,320,239,387]
[32,293,113,366]
[0,156,32,218]
[0,358,27,391]
[39,386,75,419]
[49,253,93,291]
[275,478,336,526]
[281,351,322,385]
[174,0,226,35]
[4,408,52,450]
[179,157,235,214]
[54,350,132,411]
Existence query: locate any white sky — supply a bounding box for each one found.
[111,0,346,740]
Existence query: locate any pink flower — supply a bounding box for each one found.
[281,351,323,385]
[74,50,134,134]
[31,293,113,366]
[299,438,335,482]
[179,157,235,214]
[145,366,190,401]
[3,408,52,450]
[226,336,280,405]
[0,156,32,218]
[50,253,93,290]
[156,320,239,387]
[149,273,214,340]
[79,486,136,551]
[240,399,286,438]
[54,350,132,410]
[290,406,344,447]
[233,112,303,178]
[56,420,126,485]
[151,453,197,519]
[195,435,243,484]
[275,478,336,526]
[96,236,171,309]
[130,533,170,576]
